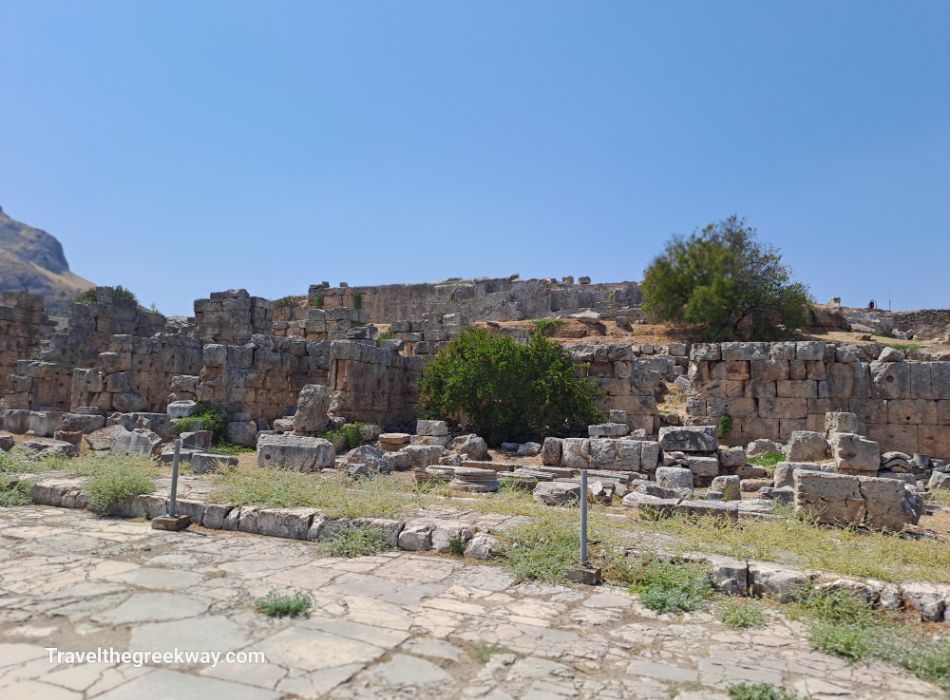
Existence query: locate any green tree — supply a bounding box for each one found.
[641,216,811,340]
[418,328,602,445]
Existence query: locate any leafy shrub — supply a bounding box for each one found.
[532,318,563,336]
[323,423,363,451]
[74,285,139,305]
[626,559,713,613]
[419,327,603,445]
[351,290,363,310]
[311,292,324,308]
[0,479,33,506]
[375,329,394,347]
[273,295,303,308]
[170,402,227,442]
[641,216,811,341]
[316,523,388,557]
[82,459,156,514]
[717,414,733,439]
[255,592,311,618]
[748,451,784,468]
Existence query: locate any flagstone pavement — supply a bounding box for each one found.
[0,506,942,699]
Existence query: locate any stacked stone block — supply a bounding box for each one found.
[193,289,273,343]
[686,342,950,457]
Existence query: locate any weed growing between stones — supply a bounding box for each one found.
[0,449,46,474]
[715,598,766,628]
[0,479,32,506]
[316,523,389,558]
[727,683,806,700]
[447,536,466,556]
[81,458,156,513]
[788,587,950,690]
[625,558,713,613]
[747,451,784,468]
[468,643,512,663]
[501,515,580,583]
[254,592,311,618]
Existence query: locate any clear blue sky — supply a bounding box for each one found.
[2,1,948,316]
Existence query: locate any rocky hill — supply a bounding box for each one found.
[0,206,93,314]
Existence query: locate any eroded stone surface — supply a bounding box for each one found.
[0,506,941,700]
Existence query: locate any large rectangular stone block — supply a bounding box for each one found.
[758,398,807,420]
[919,425,950,459]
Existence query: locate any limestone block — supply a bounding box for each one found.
[191,453,239,474]
[870,361,911,400]
[402,444,444,468]
[710,474,740,500]
[532,481,581,506]
[658,425,717,452]
[686,455,719,477]
[541,437,562,466]
[831,433,880,474]
[773,462,820,489]
[256,434,335,471]
[785,430,829,462]
[794,471,865,526]
[560,437,590,469]
[656,466,693,491]
[416,420,449,437]
[824,411,860,435]
[167,400,198,418]
[293,384,331,434]
[110,428,161,456]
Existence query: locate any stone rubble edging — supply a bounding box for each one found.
[24,477,950,623]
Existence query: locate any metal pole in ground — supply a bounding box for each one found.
[579,468,588,566]
[566,467,600,585]
[169,438,181,517]
[152,437,190,531]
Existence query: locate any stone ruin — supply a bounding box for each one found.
[1,275,949,535]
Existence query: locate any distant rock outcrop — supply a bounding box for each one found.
[0,206,93,315]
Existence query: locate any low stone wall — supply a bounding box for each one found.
[686,342,950,457]
[307,276,642,324]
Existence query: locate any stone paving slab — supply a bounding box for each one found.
[0,505,943,699]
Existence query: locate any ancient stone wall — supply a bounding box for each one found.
[0,292,54,397]
[328,341,425,429]
[2,288,165,410]
[193,289,273,343]
[307,276,641,324]
[685,341,950,457]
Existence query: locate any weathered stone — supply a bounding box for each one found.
[256,433,335,471]
[19,437,76,458]
[180,430,213,451]
[773,462,820,489]
[588,423,629,438]
[293,384,331,434]
[416,420,449,437]
[225,421,257,447]
[533,481,581,506]
[709,475,740,501]
[655,466,693,491]
[0,433,13,451]
[239,507,316,539]
[746,438,783,457]
[60,412,106,433]
[900,581,948,622]
[110,428,161,456]
[686,455,719,478]
[516,442,541,457]
[541,437,562,466]
[402,444,444,468]
[453,434,488,461]
[717,446,746,469]
[673,499,738,520]
[621,491,680,516]
[928,471,950,490]
[785,430,829,462]
[398,520,434,550]
[345,444,389,473]
[464,532,501,560]
[190,453,239,474]
[658,425,717,452]
[560,437,590,469]
[167,400,198,418]
[749,561,811,602]
[830,433,880,474]
[824,411,860,435]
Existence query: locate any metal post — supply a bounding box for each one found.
[579,468,588,566]
[169,438,181,517]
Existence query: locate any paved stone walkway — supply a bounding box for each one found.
[0,506,941,699]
